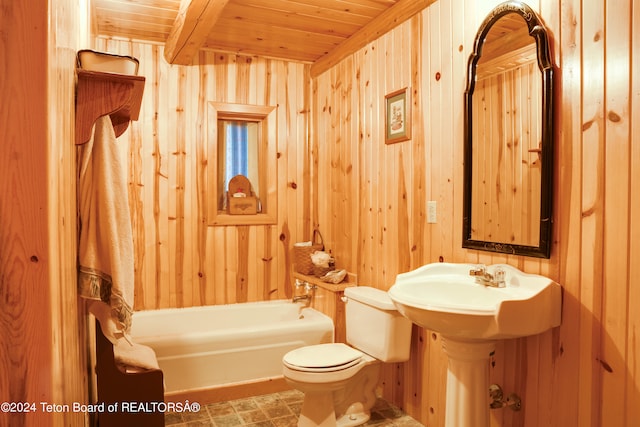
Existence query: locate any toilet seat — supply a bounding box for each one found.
[283,343,363,372]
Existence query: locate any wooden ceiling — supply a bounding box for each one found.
[476,13,537,77]
[93,0,436,75]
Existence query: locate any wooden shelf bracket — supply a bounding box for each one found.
[75,69,145,145]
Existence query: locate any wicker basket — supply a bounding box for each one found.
[293,230,324,275]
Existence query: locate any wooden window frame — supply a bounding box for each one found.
[207,102,277,226]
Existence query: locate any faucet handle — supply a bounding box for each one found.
[469,264,487,276]
[493,267,506,286]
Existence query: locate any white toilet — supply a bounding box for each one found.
[282,286,412,427]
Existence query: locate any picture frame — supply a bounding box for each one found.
[384,87,411,144]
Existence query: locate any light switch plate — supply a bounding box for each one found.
[427,201,437,223]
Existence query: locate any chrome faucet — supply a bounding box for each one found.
[292,293,312,303]
[469,265,506,288]
[292,279,317,303]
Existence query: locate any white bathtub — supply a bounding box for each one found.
[130,300,334,393]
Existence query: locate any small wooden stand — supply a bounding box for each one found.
[75,69,145,145]
[95,321,164,427]
[292,272,356,343]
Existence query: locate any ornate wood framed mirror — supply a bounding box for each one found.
[462,1,554,258]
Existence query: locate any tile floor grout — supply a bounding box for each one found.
[165,389,423,427]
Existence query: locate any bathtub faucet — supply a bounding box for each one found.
[293,279,317,303]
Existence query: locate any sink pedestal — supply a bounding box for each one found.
[441,337,496,427]
[388,263,562,426]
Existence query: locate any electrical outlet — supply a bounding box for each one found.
[427,201,437,223]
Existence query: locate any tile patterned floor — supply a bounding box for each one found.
[165,389,423,427]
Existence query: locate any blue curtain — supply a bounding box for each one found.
[224,121,248,191]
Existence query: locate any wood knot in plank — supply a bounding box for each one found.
[597,358,613,373]
[582,119,595,131]
[581,207,595,218]
[607,110,621,122]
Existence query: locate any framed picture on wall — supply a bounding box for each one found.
[384,88,411,144]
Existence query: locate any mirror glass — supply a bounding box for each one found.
[463,1,554,258]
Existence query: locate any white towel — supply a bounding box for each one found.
[78,115,134,344]
[114,340,160,371]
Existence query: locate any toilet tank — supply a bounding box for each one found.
[344,286,412,362]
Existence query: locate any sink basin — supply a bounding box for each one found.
[389,262,562,427]
[388,262,562,340]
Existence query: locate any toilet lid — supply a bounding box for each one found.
[284,343,363,371]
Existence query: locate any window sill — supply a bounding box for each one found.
[210,212,277,226]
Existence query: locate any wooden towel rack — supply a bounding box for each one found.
[75,69,145,145]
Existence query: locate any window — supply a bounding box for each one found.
[207,102,277,226]
[217,120,260,211]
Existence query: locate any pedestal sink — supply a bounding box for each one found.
[388,263,561,427]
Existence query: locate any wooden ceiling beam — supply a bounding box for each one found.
[164,0,230,65]
[310,0,437,78]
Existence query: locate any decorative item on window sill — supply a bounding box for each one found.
[227,175,258,215]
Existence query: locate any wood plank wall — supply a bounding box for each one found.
[313,0,640,426]
[94,0,640,424]
[93,38,311,309]
[0,0,88,426]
